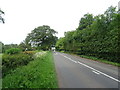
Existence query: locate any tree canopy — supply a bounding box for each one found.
[77,13,94,30]
[25,25,58,50]
[56,6,119,63]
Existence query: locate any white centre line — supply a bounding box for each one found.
[59,53,120,83]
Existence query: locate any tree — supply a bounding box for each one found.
[19,42,28,51]
[56,37,65,51]
[77,13,94,30]
[0,43,19,53]
[0,9,5,23]
[0,41,4,53]
[64,31,75,52]
[26,25,58,50]
[104,6,117,24]
[19,40,34,51]
[56,6,119,63]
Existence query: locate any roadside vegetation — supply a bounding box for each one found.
[0,5,119,89]
[56,6,120,66]
[2,51,58,88]
[1,25,58,88]
[2,48,36,77]
[79,55,120,67]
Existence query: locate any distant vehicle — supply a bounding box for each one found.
[51,47,56,53]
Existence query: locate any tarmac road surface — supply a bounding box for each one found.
[53,52,120,89]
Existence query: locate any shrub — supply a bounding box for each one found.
[60,51,65,53]
[22,51,36,55]
[2,52,35,77]
[5,48,21,55]
[2,52,58,88]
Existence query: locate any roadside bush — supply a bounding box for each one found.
[2,51,58,88]
[22,51,37,55]
[60,51,65,53]
[5,48,21,55]
[2,51,35,77]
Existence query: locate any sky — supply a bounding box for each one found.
[0,0,119,44]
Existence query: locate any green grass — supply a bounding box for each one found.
[79,55,120,67]
[2,51,58,88]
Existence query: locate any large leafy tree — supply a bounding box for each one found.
[56,6,119,62]
[26,25,58,50]
[104,6,117,24]
[64,31,75,52]
[0,9,5,23]
[77,13,94,30]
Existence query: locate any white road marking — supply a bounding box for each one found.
[70,59,77,63]
[58,53,120,83]
[92,70,100,75]
[63,56,77,63]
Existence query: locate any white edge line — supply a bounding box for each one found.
[59,53,120,83]
[92,70,100,75]
[77,62,120,83]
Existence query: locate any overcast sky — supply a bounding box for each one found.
[0,0,119,44]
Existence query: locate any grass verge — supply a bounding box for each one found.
[2,51,58,88]
[60,51,120,67]
[79,55,120,67]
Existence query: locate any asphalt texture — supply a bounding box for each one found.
[53,52,120,89]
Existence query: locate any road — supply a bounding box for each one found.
[53,52,120,88]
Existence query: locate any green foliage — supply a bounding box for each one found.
[56,6,119,63]
[2,51,36,77]
[2,52,58,88]
[25,25,58,50]
[60,51,65,53]
[80,55,120,67]
[0,41,3,53]
[77,13,94,30]
[2,44,19,53]
[55,37,65,51]
[5,48,21,55]
[19,42,33,51]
